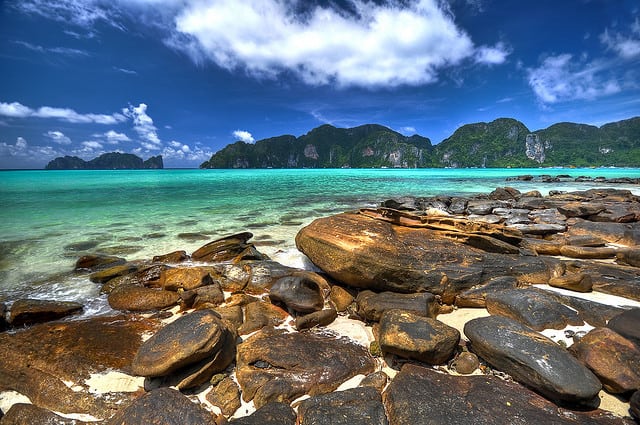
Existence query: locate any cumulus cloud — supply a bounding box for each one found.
[600,19,640,59]
[162,141,213,161]
[123,103,162,148]
[93,130,131,144]
[0,100,126,124]
[527,54,621,104]
[399,126,417,135]
[233,130,255,143]
[82,140,103,149]
[45,130,72,145]
[0,137,61,168]
[475,42,510,65]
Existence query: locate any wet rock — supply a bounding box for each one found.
[489,187,521,201]
[269,275,324,314]
[108,285,180,311]
[455,276,520,308]
[206,376,241,417]
[360,371,389,392]
[244,264,323,295]
[464,315,602,405]
[181,282,225,309]
[549,273,593,293]
[607,308,640,348]
[74,254,126,271]
[0,403,89,425]
[631,390,640,421]
[106,387,215,425]
[451,350,479,374]
[8,299,83,327]
[236,329,375,408]
[559,245,617,260]
[330,285,355,312]
[378,310,459,365]
[570,327,640,394]
[486,288,583,331]
[89,263,138,284]
[296,212,550,303]
[132,310,230,377]
[297,386,388,425]
[209,263,250,292]
[100,264,168,294]
[230,402,296,425]
[160,267,213,291]
[383,363,628,425]
[295,308,338,331]
[191,232,267,262]
[238,301,288,335]
[152,250,189,263]
[356,290,437,322]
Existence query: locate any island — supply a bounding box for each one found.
[45,152,163,170]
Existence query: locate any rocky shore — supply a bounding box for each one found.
[1,185,640,424]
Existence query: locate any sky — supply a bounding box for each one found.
[1,0,639,168]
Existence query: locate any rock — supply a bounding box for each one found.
[631,390,640,421]
[359,371,389,392]
[245,264,326,295]
[568,219,640,246]
[522,238,563,255]
[488,187,520,200]
[485,288,583,331]
[570,327,640,393]
[238,301,288,335]
[356,290,437,322]
[191,232,267,262]
[297,386,388,425]
[383,363,629,425]
[559,245,617,260]
[455,276,520,308]
[89,263,138,283]
[549,273,593,293]
[296,212,550,303]
[0,403,89,425]
[160,267,213,291]
[152,250,189,263]
[606,308,640,348]
[209,263,250,292]
[557,202,607,218]
[206,376,241,417]
[132,310,230,377]
[74,254,126,271]
[0,315,160,417]
[181,282,225,309]
[330,285,355,312]
[467,199,503,215]
[507,223,566,235]
[377,310,459,365]
[0,302,7,332]
[616,248,640,267]
[578,262,640,301]
[269,275,324,313]
[236,329,375,408]
[100,264,168,294]
[108,285,180,311]
[295,308,338,330]
[106,387,215,425]
[464,315,602,405]
[213,305,244,330]
[451,350,479,374]
[229,402,296,425]
[565,235,607,247]
[8,299,83,327]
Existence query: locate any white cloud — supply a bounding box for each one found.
[45,130,72,145]
[162,141,212,161]
[600,19,640,59]
[171,0,507,87]
[399,126,417,135]
[0,137,61,168]
[527,54,621,104]
[0,100,126,124]
[233,130,255,143]
[114,67,137,74]
[15,0,123,30]
[15,41,90,56]
[123,103,162,147]
[82,140,103,149]
[93,130,131,144]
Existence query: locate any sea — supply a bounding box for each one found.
[2,167,640,317]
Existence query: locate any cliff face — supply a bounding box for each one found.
[45,153,163,170]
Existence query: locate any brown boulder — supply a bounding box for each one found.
[297,386,388,425]
[616,248,640,267]
[570,327,640,393]
[557,202,606,218]
[455,276,520,308]
[567,219,640,246]
[295,308,338,330]
[269,275,324,314]
[100,264,168,294]
[0,403,90,425]
[152,250,189,263]
[236,329,375,408]
[181,282,225,309]
[230,402,296,425]
[329,285,355,312]
[549,273,593,293]
[8,299,83,326]
[607,308,640,348]
[238,300,288,335]
[74,254,126,271]
[631,390,640,421]
[191,232,267,262]
[559,245,617,260]
[89,263,138,283]
[377,310,459,365]
[356,290,438,322]
[206,376,241,417]
[108,285,180,311]
[212,305,243,330]
[160,267,213,291]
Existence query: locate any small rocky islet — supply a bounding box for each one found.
[2,180,640,423]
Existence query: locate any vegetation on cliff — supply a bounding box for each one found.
[45,153,163,170]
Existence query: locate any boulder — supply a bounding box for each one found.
[152,250,189,263]
[160,267,213,291]
[356,290,437,322]
[191,232,267,262]
[100,264,168,294]
[236,328,375,408]
[8,299,83,327]
[296,212,550,303]
[229,402,296,425]
[108,285,180,311]
[295,308,338,331]
[522,238,562,255]
[616,248,640,267]
[0,302,7,332]
[607,308,640,348]
[383,363,629,425]
[106,387,215,425]
[269,275,324,313]
[570,327,640,394]
[455,276,520,308]
[464,315,602,405]
[377,310,460,365]
[565,235,607,247]
[359,371,389,392]
[238,301,288,335]
[74,254,126,271]
[557,202,606,218]
[577,262,640,301]
[206,376,241,417]
[330,285,355,312]
[0,403,90,425]
[567,220,640,246]
[213,305,244,330]
[181,282,225,309]
[297,386,388,425]
[486,288,583,331]
[89,263,138,284]
[559,245,617,260]
[131,310,230,377]
[631,390,640,421]
[548,273,593,293]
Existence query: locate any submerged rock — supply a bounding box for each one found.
[8,299,83,327]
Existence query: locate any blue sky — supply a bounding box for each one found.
[1,0,639,168]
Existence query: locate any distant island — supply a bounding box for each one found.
[200,116,640,169]
[45,153,163,170]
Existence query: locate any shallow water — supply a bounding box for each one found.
[2,167,640,311]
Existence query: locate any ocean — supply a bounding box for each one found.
[2,168,640,316]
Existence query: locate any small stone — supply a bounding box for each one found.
[359,371,389,392]
[212,305,243,330]
[295,308,337,330]
[356,290,437,322]
[8,299,83,327]
[89,263,138,284]
[206,376,241,417]
[108,285,180,312]
[330,285,355,312]
[451,351,479,374]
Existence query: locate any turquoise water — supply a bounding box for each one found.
[2,168,640,313]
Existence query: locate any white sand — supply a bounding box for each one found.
[437,307,491,340]
[84,371,146,394]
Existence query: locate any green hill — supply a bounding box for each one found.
[45,153,163,170]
